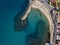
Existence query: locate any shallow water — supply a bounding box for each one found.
[0,0,49,45]
[25,8,49,45]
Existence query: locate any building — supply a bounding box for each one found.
[55,0,60,8]
[38,0,48,2]
[57,14,60,23]
[50,0,60,8]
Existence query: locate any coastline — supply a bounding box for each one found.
[25,8,49,45]
[22,0,54,44]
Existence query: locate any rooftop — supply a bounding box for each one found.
[55,0,60,3]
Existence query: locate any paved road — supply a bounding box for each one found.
[39,1,58,45]
[22,0,54,44]
[52,10,58,45]
[40,2,58,45]
[38,1,54,10]
[52,14,57,45]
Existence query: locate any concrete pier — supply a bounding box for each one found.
[21,0,54,44]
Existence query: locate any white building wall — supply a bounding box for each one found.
[38,0,48,2]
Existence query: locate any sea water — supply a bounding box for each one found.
[0,0,49,45]
[0,0,29,45]
[25,8,49,45]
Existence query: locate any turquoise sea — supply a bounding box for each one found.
[26,8,49,45]
[0,0,49,45]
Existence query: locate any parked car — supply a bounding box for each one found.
[55,33,60,44]
[55,39,60,44]
[56,32,60,35]
[56,23,60,32]
[56,35,60,40]
[55,22,60,44]
[56,28,60,32]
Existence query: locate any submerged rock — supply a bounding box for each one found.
[14,0,29,31]
[25,20,49,45]
[25,20,42,45]
[14,16,29,31]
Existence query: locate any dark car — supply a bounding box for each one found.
[55,39,60,44]
[56,32,60,35]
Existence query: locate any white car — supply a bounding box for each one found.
[56,28,60,32]
[56,35,60,40]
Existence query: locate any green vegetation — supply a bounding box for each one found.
[55,0,60,3]
[48,0,50,4]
